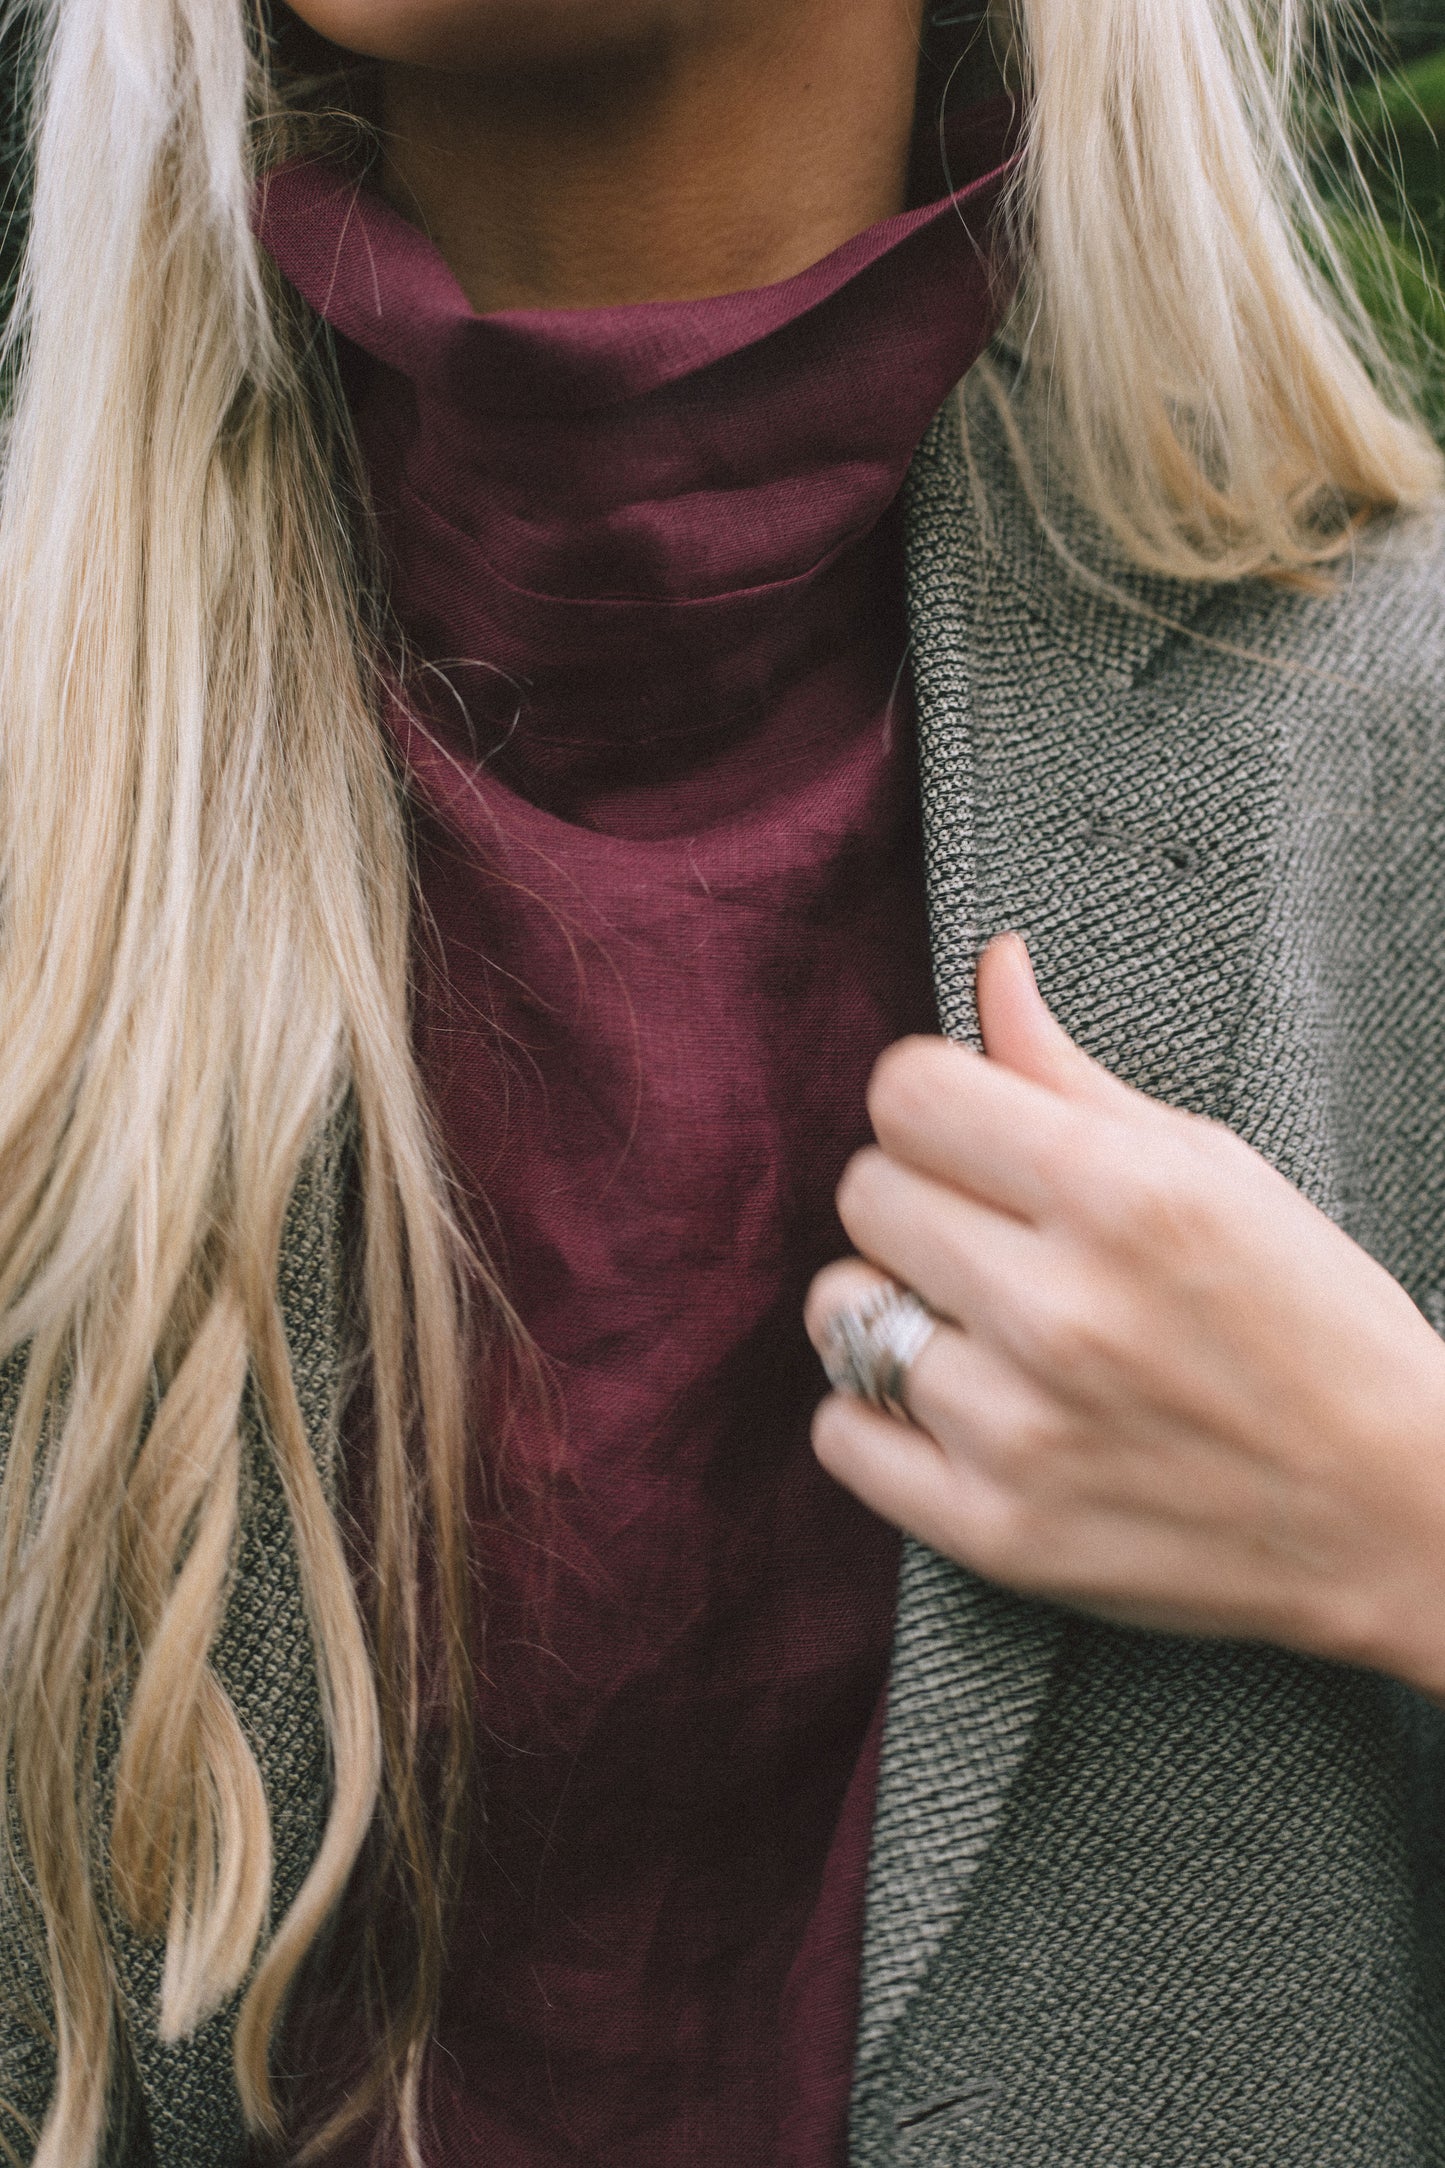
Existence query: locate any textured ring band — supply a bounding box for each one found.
[820,1281,939,1425]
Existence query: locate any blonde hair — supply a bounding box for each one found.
[0,1,1436,2164]
[0,3,474,2162]
[994,0,1443,576]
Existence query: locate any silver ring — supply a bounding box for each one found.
[820,1281,939,1425]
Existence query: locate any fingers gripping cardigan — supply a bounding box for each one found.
[6,372,1445,2166]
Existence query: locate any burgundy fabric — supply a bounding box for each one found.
[258,108,1011,2168]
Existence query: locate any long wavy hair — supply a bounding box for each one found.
[0,2,1438,2165]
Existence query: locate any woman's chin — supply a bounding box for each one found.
[280,0,701,71]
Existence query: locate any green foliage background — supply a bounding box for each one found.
[1335,3,1445,429]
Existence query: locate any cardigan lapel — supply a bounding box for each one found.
[852,393,1065,2095]
[855,378,1277,2111]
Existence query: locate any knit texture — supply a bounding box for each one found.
[6,378,1445,2164]
[850,377,1445,2165]
[0,1131,345,2168]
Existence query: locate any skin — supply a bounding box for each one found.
[283,5,1445,1695]
[282,0,932,309]
[806,938,1445,1701]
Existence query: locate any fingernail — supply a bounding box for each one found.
[989,929,1032,968]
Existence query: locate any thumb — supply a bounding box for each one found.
[977,934,1131,1110]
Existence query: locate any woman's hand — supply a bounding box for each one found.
[805,934,1445,1696]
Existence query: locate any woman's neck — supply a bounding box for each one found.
[378,0,929,313]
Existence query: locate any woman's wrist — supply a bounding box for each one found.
[1341,1394,1445,1703]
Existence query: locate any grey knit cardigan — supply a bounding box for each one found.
[6,375,1445,2168]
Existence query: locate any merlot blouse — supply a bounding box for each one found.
[258,101,1011,2168]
